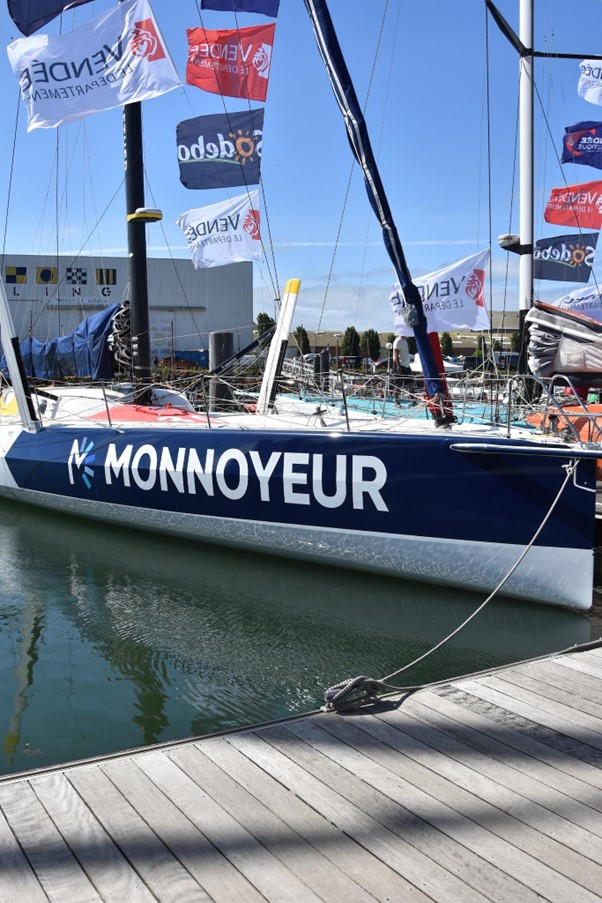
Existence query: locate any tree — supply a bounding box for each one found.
[440,331,453,357]
[492,338,502,352]
[256,311,275,335]
[294,324,310,354]
[361,328,381,361]
[341,325,360,360]
[474,334,487,360]
[510,332,521,352]
[386,332,396,346]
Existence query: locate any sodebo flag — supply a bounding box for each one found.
[7,0,181,131]
[578,60,602,106]
[390,249,491,336]
[177,190,262,268]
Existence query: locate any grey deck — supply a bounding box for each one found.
[1,644,602,902]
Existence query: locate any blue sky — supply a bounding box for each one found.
[1,0,602,335]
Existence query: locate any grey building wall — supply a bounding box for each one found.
[2,254,253,358]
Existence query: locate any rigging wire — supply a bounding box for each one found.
[324,458,578,710]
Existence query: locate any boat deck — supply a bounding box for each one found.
[1,642,602,902]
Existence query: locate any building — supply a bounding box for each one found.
[2,255,253,360]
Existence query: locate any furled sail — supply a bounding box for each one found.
[303,0,453,425]
[0,304,121,380]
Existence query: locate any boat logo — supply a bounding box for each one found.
[466,268,485,307]
[67,438,96,490]
[252,43,272,79]
[131,17,166,63]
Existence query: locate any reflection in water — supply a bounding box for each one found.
[0,499,592,775]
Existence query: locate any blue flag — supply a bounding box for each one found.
[200,0,280,15]
[7,0,93,35]
[177,109,264,190]
[561,121,602,170]
[534,232,599,283]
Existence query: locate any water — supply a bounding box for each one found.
[0,498,598,777]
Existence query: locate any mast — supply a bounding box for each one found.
[123,101,152,386]
[518,0,534,367]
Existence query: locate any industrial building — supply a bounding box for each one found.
[2,254,253,361]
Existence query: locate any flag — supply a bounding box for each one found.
[66,267,87,284]
[534,233,598,283]
[177,109,263,189]
[96,268,117,285]
[390,250,491,336]
[177,190,261,268]
[7,0,181,131]
[186,24,274,102]
[5,266,26,284]
[544,180,602,229]
[36,266,57,283]
[8,0,94,37]
[578,60,602,106]
[561,121,602,170]
[200,0,279,14]
[547,283,602,322]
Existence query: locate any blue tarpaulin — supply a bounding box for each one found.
[1,304,119,380]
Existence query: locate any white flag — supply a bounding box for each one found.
[7,0,181,131]
[177,190,261,268]
[547,283,602,322]
[578,60,602,106]
[390,249,490,336]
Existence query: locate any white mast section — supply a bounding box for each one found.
[256,279,301,416]
[518,0,534,314]
[0,281,39,432]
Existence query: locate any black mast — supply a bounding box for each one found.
[123,100,153,387]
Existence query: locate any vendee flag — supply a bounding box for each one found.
[186,24,274,102]
[8,0,94,37]
[544,180,602,229]
[534,233,598,283]
[7,0,181,131]
[200,0,280,15]
[547,283,602,323]
[177,109,263,190]
[578,60,602,106]
[390,249,491,336]
[177,190,261,268]
[562,121,602,170]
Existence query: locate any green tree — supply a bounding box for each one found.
[440,331,453,357]
[294,324,310,354]
[474,334,487,360]
[341,325,360,360]
[256,311,275,335]
[510,332,521,352]
[492,338,502,352]
[361,328,381,361]
[386,332,396,346]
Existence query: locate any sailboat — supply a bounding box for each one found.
[0,0,597,611]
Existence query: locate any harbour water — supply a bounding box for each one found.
[0,497,599,778]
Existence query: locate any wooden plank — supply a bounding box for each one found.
[197,734,416,902]
[100,755,268,903]
[456,676,602,754]
[67,764,202,903]
[365,703,602,854]
[0,781,100,903]
[30,773,156,903]
[135,748,323,903]
[169,743,373,903]
[511,660,602,705]
[554,655,602,681]
[430,686,602,787]
[0,801,48,903]
[407,690,602,817]
[229,729,483,903]
[498,669,602,719]
[281,715,602,903]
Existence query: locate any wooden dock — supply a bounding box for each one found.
[1,642,602,902]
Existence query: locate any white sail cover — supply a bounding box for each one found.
[527,300,602,380]
[7,0,181,130]
[390,249,491,336]
[177,190,262,268]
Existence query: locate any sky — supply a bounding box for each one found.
[1,0,602,338]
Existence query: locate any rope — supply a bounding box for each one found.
[324,459,579,711]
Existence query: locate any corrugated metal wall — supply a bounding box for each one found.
[3,254,253,357]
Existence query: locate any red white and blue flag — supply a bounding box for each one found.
[186,23,274,102]
[561,121,602,170]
